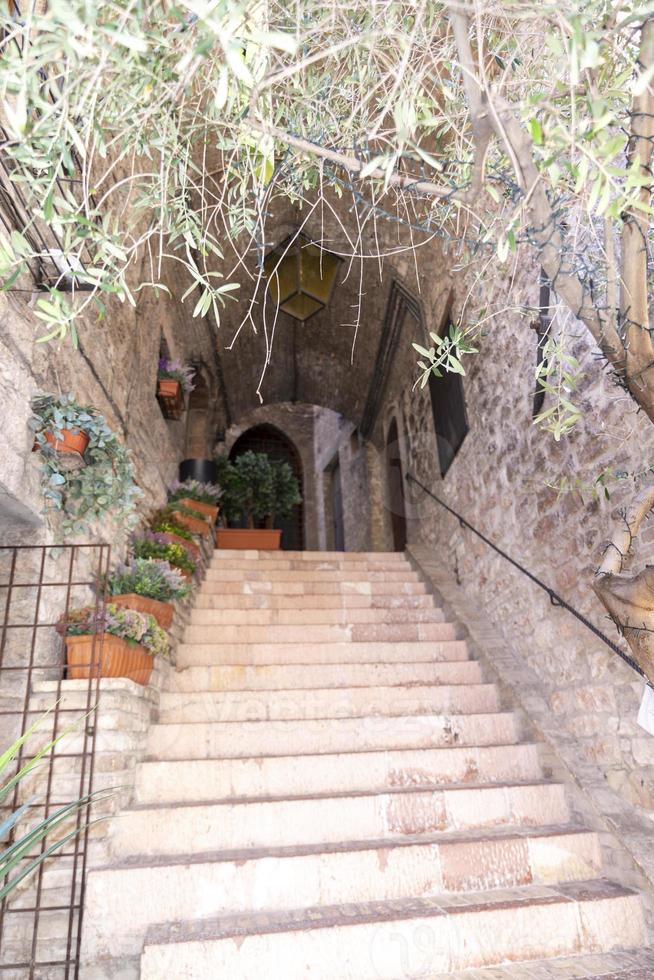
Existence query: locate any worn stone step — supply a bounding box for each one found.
[113,781,569,859]
[205,568,421,583]
[199,580,428,595]
[175,639,469,666]
[182,622,457,645]
[189,606,447,625]
[145,711,516,760]
[210,558,412,572]
[84,828,601,961]
[213,550,406,562]
[194,593,436,610]
[425,947,654,978]
[168,659,484,692]
[156,683,500,724]
[139,880,645,978]
[135,743,543,804]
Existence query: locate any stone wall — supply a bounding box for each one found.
[0,259,222,550]
[382,244,654,821]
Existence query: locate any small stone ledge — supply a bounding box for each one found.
[407,543,654,936]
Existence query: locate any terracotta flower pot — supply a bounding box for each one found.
[216,528,282,550]
[177,497,219,523]
[111,593,174,630]
[157,379,184,420]
[65,634,153,686]
[32,429,90,456]
[171,509,211,537]
[157,531,201,560]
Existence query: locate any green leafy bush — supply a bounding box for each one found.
[30,393,141,535]
[214,452,301,527]
[106,559,192,602]
[64,603,170,658]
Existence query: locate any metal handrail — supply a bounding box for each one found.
[406,472,646,680]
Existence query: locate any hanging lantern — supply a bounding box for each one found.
[263,234,342,322]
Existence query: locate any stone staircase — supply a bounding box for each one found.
[81,550,653,978]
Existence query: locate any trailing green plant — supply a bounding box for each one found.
[214,452,301,527]
[106,559,192,602]
[30,393,141,536]
[132,532,197,576]
[149,510,195,541]
[169,479,222,505]
[63,604,170,658]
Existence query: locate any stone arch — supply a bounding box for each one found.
[229,423,305,550]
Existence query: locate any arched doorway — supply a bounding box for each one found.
[230,424,304,550]
[385,417,407,552]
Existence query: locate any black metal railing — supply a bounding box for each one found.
[406,472,646,680]
[0,543,110,979]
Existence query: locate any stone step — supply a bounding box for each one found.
[156,683,500,724]
[199,580,428,595]
[182,622,457,645]
[169,659,484,692]
[145,711,516,760]
[135,743,543,804]
[213,550,407,561]
[112,781,570,859]
[84,828,601,961]
[425,947,654,978]
[189,606,447,625]
[210,558,412,572]
[205,568,422,583]
[175,639,469,665]
[195,593,436,609]
[140,880,645,978]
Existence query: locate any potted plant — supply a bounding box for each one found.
[105,558,192,629]
[167,500,213,536]
[215,452,302,550]
[62,603,170,686]
[30,393,92,456]
[30,393,141,535]
[156,358,195,420]
[149,511,202,560]
[169,478,222,523]
[132,531,198,579]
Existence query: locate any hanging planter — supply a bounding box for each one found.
[156,379,184,420]
[157,359,195,421]
[43,428,90,456]
[30,393,141,535]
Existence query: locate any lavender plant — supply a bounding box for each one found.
[106,559,192,603]
[132,532,197,576]
[157,358,196,396]
[169,479,222,505]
